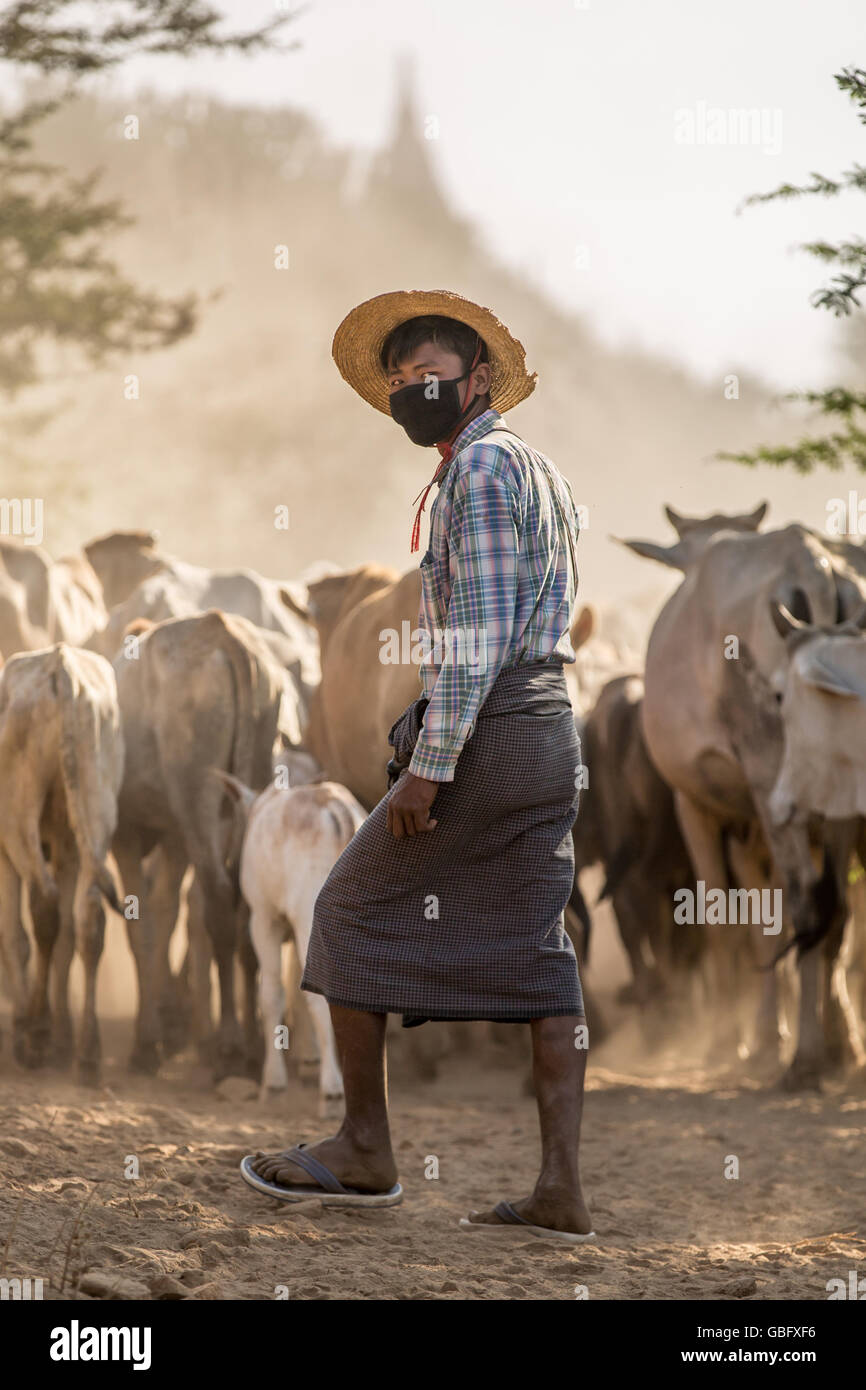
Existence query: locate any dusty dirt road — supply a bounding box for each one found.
[2,1012,864,1302]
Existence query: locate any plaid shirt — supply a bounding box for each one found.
[409,408,580,781]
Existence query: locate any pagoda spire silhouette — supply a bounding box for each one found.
[368,56,450,220]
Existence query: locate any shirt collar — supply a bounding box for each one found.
[436,408,503,487]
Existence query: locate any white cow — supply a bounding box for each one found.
[219,771,366,1099]
[768,606,866,827]
[765,604,866,1068]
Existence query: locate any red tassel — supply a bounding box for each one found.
[410,442,453,553]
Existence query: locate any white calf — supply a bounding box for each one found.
[223,776,366,1098]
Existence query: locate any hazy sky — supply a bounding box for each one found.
[116,0,866,390]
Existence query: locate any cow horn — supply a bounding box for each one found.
[663,505,704,536]
[840,600,866,632]
[279,584,311,623]
[770,598,807,638]
[210,767,254,807]
[615,536,687,570]
[570,604,595,652]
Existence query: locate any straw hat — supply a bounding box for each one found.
[332,290,538,416]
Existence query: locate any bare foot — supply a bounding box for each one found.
[465,1188,594,1235]
[251,1134,397,1193]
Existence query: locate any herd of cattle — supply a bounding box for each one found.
[0,502,865,1098]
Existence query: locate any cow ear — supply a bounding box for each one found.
[799,649,862,698]
[663,504,699,536]
[570,604,595,652]
[616,537,686,570]
[302,573,341,622]
[745,501,768,530]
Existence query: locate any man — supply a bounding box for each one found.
[241,290,594,1244]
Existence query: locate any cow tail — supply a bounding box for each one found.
[211,614,259,787]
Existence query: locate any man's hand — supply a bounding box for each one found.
[387,770,440,838]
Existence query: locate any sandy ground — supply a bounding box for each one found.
[2,1006,865,1303]
[2,895,864,1302]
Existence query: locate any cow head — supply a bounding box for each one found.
[83,529,163,609]
[768,600,866,826]
[305,564,399,652]
[617,501,768,571]
[665,501,767,538]
[0,540,52,631]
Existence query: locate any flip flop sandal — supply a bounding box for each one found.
[240,1144,403,1208]
[459,1200,597,1244]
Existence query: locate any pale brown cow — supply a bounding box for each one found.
[112,609,285,1079]
[84,531,320,701]
[302,564,595,811]
[0,644,123,1083]
[0,541,107,655]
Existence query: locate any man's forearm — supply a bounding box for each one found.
[408,648,506,780]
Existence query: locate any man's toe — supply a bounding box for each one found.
[465,1206,502,1225]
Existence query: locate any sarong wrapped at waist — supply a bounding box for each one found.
[301,659,584,1025]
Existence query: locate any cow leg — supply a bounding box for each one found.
[832,937,866,1068]
[288,889,343,1100]
[211,918,244,1079]
[195,864,244,1079]
[726,831,781,1061]
[645,888,672,988]
[303,992,344,1101]
[563,903,607,1045]
[27,881,61,1068]
[823,934,859,1069]
[657,878,704,1023]
[752,905,789,1061]
[249,906,287,1092]
[855,871,866,1039]
[73,871,106,1086]
[810,821,860,1069]
[835,877,866,1067]
[763,824,825,1089]
[114,837,160,1074]
[144,845,189,1058]
[285,937,318,1083]
[612,880,662,1005]
[0,853,30,1064]
[673,792,740,1057]
[185,874,214,1062]
[178,765,246,1080]
[238,911,263,1078]
[749,809,844,1088]
[49,859,77,1068]
[783,946,823,1090]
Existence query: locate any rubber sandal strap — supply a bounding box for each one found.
[283,1145,348,1194]
[494,1200,530,1226]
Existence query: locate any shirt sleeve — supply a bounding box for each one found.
[408,461,521,781]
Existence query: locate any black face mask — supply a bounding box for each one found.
[388,372,475,447]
